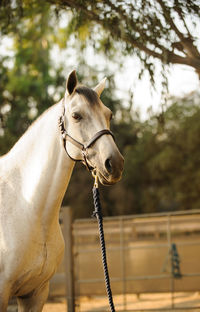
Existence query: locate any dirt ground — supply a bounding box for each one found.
[8,292,200,311]
[41,292,200,312]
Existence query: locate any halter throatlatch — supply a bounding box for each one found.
[58,103,115,172]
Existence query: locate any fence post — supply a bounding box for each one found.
[62,206,75,312]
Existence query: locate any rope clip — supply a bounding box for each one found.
[92,169,99,188]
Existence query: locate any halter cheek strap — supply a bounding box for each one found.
[58,115,83,162]
[58,109,115,171]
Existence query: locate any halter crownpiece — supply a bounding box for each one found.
[58,102,115,172]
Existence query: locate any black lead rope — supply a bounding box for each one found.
[92,174,116,312]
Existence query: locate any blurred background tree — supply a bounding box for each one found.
[0,2,66,154]
[0,0,200,218]
[124,91,200,214]
[47,0,200,80]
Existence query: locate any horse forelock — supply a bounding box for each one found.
[74,85,99,106]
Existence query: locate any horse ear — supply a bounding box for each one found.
[66,70,77,95]
[93,77,107,97]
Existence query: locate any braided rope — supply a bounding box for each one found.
[92,186,115,312]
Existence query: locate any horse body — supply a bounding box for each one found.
[0,102,74,310]
[0,71,124,311]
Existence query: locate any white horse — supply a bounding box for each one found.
[0,70,124,311]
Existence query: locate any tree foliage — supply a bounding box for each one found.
[0,3,66,154]
[49,0,200,80]
[122,91,200,215]
[1,1,200,81]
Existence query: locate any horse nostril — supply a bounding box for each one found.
[105,158,112,174]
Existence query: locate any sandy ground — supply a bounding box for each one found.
[8,292,200,311]
[42,292,200,311]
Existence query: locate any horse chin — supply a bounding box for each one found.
[97,171,117,186]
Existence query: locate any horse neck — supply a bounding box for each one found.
[7,101,75,225]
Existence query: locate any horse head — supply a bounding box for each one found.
[62,70,124,185]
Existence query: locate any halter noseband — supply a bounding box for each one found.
[58,102,115,171]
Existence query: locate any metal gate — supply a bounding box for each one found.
[54,209,200,311]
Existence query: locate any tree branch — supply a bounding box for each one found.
[105,0,167,53]
[47,0,200,74]
[155,0,200,58]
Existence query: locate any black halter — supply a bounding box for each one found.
[58,102,115,171]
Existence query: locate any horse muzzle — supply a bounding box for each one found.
[97,152,124,185]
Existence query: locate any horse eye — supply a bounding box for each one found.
[72,112,82,121]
